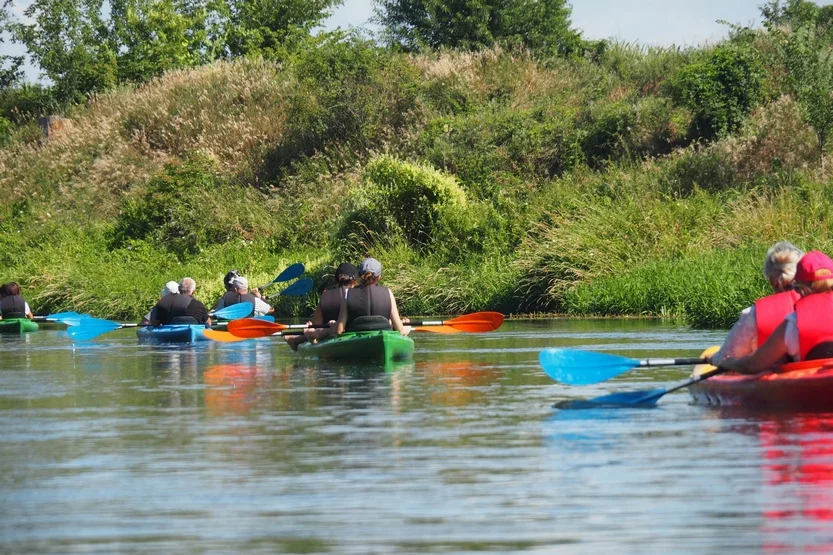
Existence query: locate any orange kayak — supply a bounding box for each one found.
[690,347,833,410]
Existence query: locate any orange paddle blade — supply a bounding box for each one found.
[445,311,504,332]
[227,318,288,338]
[413,325,461,334]
[203,329,249,342]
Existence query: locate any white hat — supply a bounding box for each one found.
[231,276,249,290]
[160,281,179,296]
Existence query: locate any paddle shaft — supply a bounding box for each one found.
[663,367,727,395]
[636,357,707,368]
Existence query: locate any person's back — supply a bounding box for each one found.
[336,258,409,336]
[152,278,210,325]
[0,282,33,319]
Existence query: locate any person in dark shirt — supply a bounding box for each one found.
[150,277,211,326]
[286,262,357,351]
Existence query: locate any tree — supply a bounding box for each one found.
[374,0,582,56]
[0,2,24,90]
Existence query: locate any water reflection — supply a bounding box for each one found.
[724,411,833,552]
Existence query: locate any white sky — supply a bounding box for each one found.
[6,0,833,82]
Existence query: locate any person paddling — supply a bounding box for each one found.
[716,251,833,374]
[335,258,410,336]
[0,282,34,320]
[710,241,804,367]
[213,275,273,317]
[285,262,358,351]
[151,277,211,326]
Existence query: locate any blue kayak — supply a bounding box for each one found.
[136,325,208,344]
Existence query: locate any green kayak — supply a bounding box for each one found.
[0,318,39,334]
[299,330,414,363]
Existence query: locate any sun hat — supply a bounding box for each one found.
[231,276,249,290]
[160,281,179,296]
[359,258,382,277]
[795,250,833,282]
[335,262,358,280]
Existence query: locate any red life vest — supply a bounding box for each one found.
[755,290,801,345]
[795,291,833,361]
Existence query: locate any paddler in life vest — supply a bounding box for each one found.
[142,281,180,324]
[710,241,804,367]
[212,275,273,317]
[335,257,410,336]
[0,282,34,320]
[285,262,358,351]
[717,250,833,374]
[212,270,239,311]
[150,277,211,326]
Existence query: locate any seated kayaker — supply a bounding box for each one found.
[142,281,180,325]
[716,250,833,374]
[0,282,34,320]
[212,276,273,317]
[212,269,240,311]
[335,257,410,336]
[150,277,211,326]
[710,241,804,367]
[285,262,358,351]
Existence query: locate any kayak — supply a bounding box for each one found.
[690,346,833,410]
[0,318,39,334]
[136,325,208,344]
[298,330,414,363]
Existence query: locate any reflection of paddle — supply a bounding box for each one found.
[554,368,727,409]
[539,349,708,385]
[33,311,91,326]
[257,263,305,290]
[67,303,253,341]
[225,311,506,339]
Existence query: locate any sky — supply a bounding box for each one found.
[6,0,833,82]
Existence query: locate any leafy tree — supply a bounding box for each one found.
[9,0,118,103]
[0,2,24,91]
[224,0,343,58]
[374,0,582,55]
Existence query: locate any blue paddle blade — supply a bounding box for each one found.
[554,388,668,409]
[280,277,313,296]
[66,318,123,341]
[213,302,253,320]
[538,348,640,385]
[275,263,305,283]
[45,311,82,321]
[252,315,275,322]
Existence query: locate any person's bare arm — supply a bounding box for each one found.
[718,320,789,374]
[336,296,347,335]
[389,291,411,335]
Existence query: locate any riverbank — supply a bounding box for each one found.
[1,40,831,327]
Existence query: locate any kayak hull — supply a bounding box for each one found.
[299,331,414,363]
[691,347,833,410]
[0,318,39,334]
[137,325,208,344]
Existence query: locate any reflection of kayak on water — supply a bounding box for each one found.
[691,346,833,410]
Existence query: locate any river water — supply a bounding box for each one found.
[1,319,832,553]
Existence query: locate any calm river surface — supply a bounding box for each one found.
[2,319,832,554]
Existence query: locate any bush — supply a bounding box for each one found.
[665,44,766,140]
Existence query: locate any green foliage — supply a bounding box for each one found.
[665,44,766,140]
[108,154,271,260]
[375,0,583,56]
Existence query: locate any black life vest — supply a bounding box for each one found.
[0,295,27,319]
[319,287,346,323]
[154,294,199,325]
[345,285,392,331]
[219,291,257,317]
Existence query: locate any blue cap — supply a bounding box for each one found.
[359,258,382,277]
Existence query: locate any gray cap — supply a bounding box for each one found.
[231,276,249,290]
[359,257,382,277]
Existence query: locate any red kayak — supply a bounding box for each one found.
[690,347,833,410]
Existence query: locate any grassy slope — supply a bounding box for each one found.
[0,44,830,326]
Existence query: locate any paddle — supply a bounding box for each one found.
[553,367,727,409]
[34,311,82,322]
[265,278,314,299]
[225,311,506,339]
[257,263,305,290]
[68,303,254,341]
[538,348,708,386]
[208,302,255,321]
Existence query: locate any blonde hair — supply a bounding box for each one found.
[763,241,804,292]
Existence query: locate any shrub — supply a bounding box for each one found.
[665,44,766,140]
